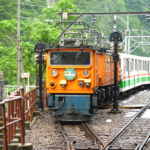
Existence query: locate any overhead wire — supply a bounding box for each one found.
[18,2,53,21]
[80,0,112,35]
[20,3,46,8]
[79,0,86,13]
[17,3,47,21]
[14,3,47,8]
[112,0,130,14]
[139,0,150,10]
[111,0,150,53]
[111,0,150,29]
[86,16,111,34]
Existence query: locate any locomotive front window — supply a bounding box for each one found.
[50,51,91,65]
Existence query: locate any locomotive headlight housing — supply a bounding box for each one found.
[51,69,58,77]
[83,70,90,77]
[79,81,84,88]
[50,81,56,88]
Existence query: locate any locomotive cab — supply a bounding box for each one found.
[46,48,99,121]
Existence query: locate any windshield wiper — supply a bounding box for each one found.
[75,49,83,59]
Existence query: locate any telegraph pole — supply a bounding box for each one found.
[20,47,26,93]
[17,0,26,91]
[46,0,51,8]
[17,0,21,89]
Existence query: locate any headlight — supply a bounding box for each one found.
[83,70,90,77]
[51,69,58,77]
[50,81,56,88]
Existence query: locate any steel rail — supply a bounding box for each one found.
[138,133,150,150]
[82,122,105,149]
[102,102,150,150]
[75,148,99,150]
[108,144,140,150]
[82,123,96,141]
[58,122,70,150]
[103,105,148,109]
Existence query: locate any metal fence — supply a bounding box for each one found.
[0,88,25,150]
[24,88,37,121]
[5,85,36,99]
[1,87,40,150]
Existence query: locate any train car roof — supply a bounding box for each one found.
[119,53,150,61]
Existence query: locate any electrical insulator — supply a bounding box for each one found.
[92,16,96,23]
[125,30,129,35]
[63,12,68,19]
[147,14,150,21]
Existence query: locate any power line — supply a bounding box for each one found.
[21,17,40,20]
[111,0,150,29]
[16,3,47,8]
[84,16,111,34]
[112,0,129,14]
[79,0,85,13]
[139,0,150,10]
[21,3,45,7]
[21,17,55,22]
[110,0,150,53]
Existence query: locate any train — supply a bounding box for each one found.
[46,46,117,121]
[119,53,150,93]
[45,44,150,121]
[41,20,150,121]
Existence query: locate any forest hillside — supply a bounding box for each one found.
[0,0,150,85]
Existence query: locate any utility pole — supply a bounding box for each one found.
[17,0,26,91]
[20,47,26,93]
[17,0,21,89]
[46,0,51,8]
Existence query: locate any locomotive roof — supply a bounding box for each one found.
[46,47,96,52]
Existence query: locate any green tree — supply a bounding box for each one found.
[0,0,16,21]
[0,0,77,85]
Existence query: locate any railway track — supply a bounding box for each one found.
[102,102,150,150]
[82,122,105,149]
[58,122,105,150]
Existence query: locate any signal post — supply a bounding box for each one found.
[34,43,46,110]
[109,31,123,113]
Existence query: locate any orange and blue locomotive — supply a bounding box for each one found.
[46,46,120,121]
[37,20,150,121]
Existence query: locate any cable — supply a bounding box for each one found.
[79,0,85,13]
[20,17,56,23]
[21,17,40,20]
[49,110,56,117]
[15,3,47,8]
[112,0,129,14]
[84,16,111,34]
[111,0,150,29]
[80,1,113,34]
[111,0,150,54]
[20,3,46,8]
[139,0,150,10]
